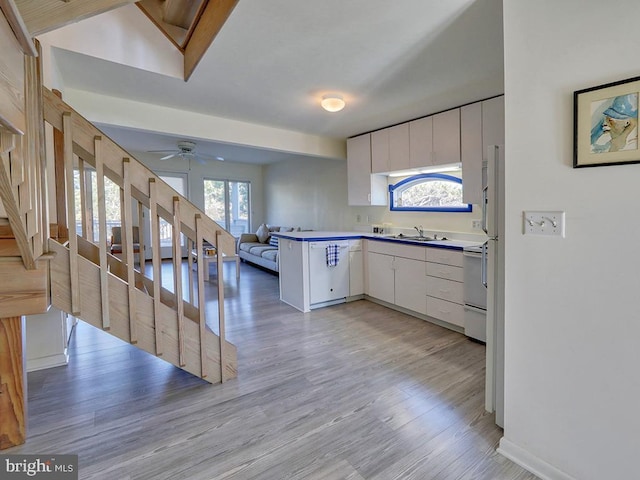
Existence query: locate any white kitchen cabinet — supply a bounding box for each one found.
[460,96,504,205]
[432,108,461,165]
[349,240,364,296]
[371,129,389,173]
[426,297,465,328]
[371,124,410,173]
[367,251,395,304]
[482,95,505,151]
[366,241,426,313]
[409,116,433,168]
[347,134,387,206]
[461,102,483,205]
[426,248,464,327]
[394,256,427,314]
[388,123,410,171]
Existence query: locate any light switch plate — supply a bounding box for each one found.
[523,211,565,237]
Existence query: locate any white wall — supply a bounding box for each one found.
[501,2,640,479]
[264,157,482,236]
[134,152,266,230]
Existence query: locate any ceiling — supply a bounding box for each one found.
[51,0,504,165]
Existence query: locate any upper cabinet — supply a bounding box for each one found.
[371,123,410,173]
[461,102,483,204]
[409,116,433,168]
[482,95,505,152]
[461,96,504,205]
[432,108,461,165]
[347,96,503,206]
[347,134,387,206]
[409,109,461,168]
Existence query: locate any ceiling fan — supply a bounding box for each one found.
[148,141,224,163]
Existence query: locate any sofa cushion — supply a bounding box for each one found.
[239,242,263,253]
[262,249,278,263]
[269,236,279,247]
[248,245,276,257]
[256,223,270,243]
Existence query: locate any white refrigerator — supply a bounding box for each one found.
[482,144,505,428]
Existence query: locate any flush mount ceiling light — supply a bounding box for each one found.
[321,94,346,112]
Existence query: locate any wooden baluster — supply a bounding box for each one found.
[94,136,109,330]
[195,215,206,379]
[137,201,146,270]
[216,230,227,382]
[63,112,80,315]
[52,91,68,240]
[83,164,94,242]
[122,159,137,344]
[187,237,194,305]
[78,158,88,240]
[172,197,185,367]
[149,179,163,356]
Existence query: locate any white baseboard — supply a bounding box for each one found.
[498,437,576,480]
[27,351,69,372]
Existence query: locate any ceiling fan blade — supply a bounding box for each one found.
[160,153,178,160]
[196,152,225,162]
[147,149,179,153]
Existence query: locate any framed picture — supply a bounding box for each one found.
[574,75,640,168]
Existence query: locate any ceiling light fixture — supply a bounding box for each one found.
[321,94,346,112]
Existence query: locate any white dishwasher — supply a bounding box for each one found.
[308,240,350,308]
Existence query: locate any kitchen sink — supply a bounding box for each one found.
[388,234,436,242]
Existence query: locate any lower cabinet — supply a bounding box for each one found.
[366,241,427,315]
[367,251,395,304]
[394,256,427,314]
[365,240,465,331]
[426,249,464,327]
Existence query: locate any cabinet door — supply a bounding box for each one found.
[394,256,427,314]
[433,108,461,165]
[482,96,505,154]
[409,116,433,168]
[347,134,387,206]
[371,129,389,173]
[388,123,410,171]
[367,252,395,304]
[461,102,483,204]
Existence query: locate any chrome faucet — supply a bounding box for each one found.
[414,225,424,237]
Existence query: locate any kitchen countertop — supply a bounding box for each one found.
[272,231,484,251]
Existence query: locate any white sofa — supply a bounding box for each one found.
[237,225,298,273]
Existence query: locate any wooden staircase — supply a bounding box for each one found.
[42,88,238,384]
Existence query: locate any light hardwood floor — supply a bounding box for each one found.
[9,262,538,480]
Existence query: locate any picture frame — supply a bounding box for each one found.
[574,75,640,168]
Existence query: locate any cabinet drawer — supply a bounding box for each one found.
[427,297,465,327]
[367,240,426,261]
[426,276,463,304]
[426,262,463,282]
[426,247,463,267]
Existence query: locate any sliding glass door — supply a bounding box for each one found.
[204,179,251,238]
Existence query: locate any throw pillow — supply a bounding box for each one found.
[256,223,270,243]
[269,236,279,247]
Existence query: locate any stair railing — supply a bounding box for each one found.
[43,87,236,383]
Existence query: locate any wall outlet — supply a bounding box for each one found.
[472,220,482,229]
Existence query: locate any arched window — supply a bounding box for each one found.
[388,173,472,212]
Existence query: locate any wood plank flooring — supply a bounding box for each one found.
[7,262,538,479]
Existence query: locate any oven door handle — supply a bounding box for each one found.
[481,241,488,288]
